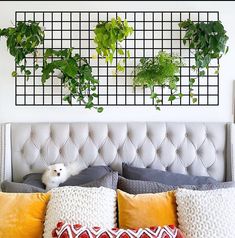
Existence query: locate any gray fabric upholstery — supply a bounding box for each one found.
[1,180,45,193]
[79,172,118,190]
[23,173,44,189]
[1,122,234,182]
[122,163,217,186]
[21,166,113,189]
[118,176,235,194]
[60,166,112,186]
[1,172,118,193]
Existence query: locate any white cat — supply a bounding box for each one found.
[42,162,82,191]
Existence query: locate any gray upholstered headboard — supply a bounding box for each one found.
[1,122,235,182]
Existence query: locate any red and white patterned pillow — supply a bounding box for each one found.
[52,222,185,238]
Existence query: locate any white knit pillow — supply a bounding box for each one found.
[176,187,235,238]
[43,186,117,238]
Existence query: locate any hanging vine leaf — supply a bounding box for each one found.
[0,21,44,78]
[179,19,228,70]
[42,48,103,113]
[133,51,183,110]
[179,19,229,103]
[94,17,133,73]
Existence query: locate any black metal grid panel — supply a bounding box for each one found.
[15,11,219,106]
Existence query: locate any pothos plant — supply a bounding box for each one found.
[42,48,103,113]
[0,21,44,78]
[179,19,229,102]
[94,16,133,73]
[133,51,183,111]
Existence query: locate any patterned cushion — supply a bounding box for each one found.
[118,176,235,194]
[176,187,235,238]
[52,222,185,238]
[43,187,117,238]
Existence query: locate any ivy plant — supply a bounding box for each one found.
[133,51,183,110]
[94,16,133,73]
[179,19,228,103]
[179,19,228,75]
[0,21,44,78]
[42,48,103,113]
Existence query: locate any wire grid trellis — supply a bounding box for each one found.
[15,11,219,106]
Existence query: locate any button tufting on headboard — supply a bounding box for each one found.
[1,122,235,182]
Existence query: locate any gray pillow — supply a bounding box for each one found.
[23,173,45,189]
[1,180,45,193]
[122,163,217,186]
[1,172,118,193]
[80,172,118,190]
[60,165,112,186]
[118,176,235,194]
[22,166,113,189]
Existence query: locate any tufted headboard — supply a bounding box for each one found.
[1,122,235,182]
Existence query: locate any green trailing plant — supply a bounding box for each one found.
[133,51,183,110]
[179,19,229,103]
[94,16,133,73]
[0,21,44,78]
[179,19,228,74]
[42,48,103,113]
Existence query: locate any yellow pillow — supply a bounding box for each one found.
[117,189,177,229]
[0,192,50,238]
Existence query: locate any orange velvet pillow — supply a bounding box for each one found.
[117,189,178,229]
[0,192,50,238]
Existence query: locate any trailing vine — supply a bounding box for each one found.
[94,17,133,73]
[0,21,44,78]
[133,51,183,110]
[42,48,103,113]
[179,19,229,103]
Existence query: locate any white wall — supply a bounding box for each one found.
[0,1,234,123]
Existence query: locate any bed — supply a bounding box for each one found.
[1,122,235,183]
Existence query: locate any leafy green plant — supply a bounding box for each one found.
[133,51,183,110]
[179,19,228,103]
[42,48,103,113]
[94,16,133,73]
[179,19,228,75]
[0,21,44,78]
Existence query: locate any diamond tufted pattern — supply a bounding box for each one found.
[8,122,228,182]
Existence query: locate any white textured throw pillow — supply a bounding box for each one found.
[43,186,117,238]
[176,187,235,238]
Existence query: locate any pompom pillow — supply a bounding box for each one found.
[43,186,116,238]
[176,187,235,238]
[52,222,185,238]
